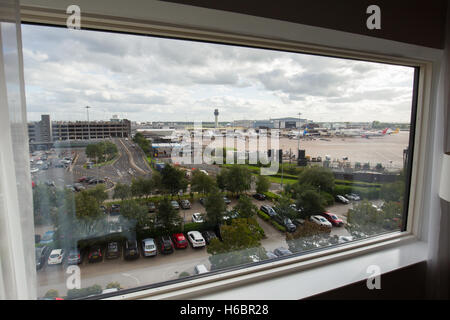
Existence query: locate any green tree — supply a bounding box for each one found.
[113,182,131,200]
[191,170,216,195]
[220,166,252,196]
[160,164,188,196]
[75,191,102,221]
[297,166,335,193]
[86,184,108,204]
[346,200,388,237]
[234,195,258,219]
[295,189,325,218]
[44,289,59,299]
[131,178,146,198]
[204,187,226,227]
[274,195,298,220]
[207,218,265,270]
[255,175,270,194]
[156,197,182,233]
[120,199,150,232]
[380,180,405,202]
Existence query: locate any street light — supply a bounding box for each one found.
[86,105,91,140]
[297,112,302,159]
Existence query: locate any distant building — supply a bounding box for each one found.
[28,114,131,150]
[271,117,307,129]
[233,120,255,128]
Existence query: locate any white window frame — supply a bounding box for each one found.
[18,0,443,300]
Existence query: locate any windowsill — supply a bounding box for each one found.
[103,236,427,300]
[188,239,428,300]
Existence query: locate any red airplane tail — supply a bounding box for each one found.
[382,128,388,135]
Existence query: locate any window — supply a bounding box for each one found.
[21,21,420,300]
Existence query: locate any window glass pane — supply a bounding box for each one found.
[23,24,415,299]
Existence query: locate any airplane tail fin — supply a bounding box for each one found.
[382,128,388,135]
[394,128,399,133]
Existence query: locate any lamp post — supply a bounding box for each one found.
[297,112,302,159]
[86,105,91,140]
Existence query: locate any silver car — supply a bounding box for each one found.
[142,238,157,257]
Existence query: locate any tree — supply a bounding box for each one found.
[156,197,182,233]
[216,170,227,191]
[160,164,188,196]
[274,195,298,220]
[44,289,59,299]
[220,166,252,196]
[120,199,150,232]
[113,182,131,200]
[286,220,333,253]
[204,187,226,227]
[255,175,270,194]
[207,218,265,270]
[295,189,325,218]
[380,180,405,202]
[297,166,335,194]
[86,184,108,204]
[131,178,146,198]
[346,200,397,238]
[234,195,258,219]
[191,170,216,195]
[75,191,102,221]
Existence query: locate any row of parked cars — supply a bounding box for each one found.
[35,230,220,270]
[260,204,345,230]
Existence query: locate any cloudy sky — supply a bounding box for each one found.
[22,24,415,123]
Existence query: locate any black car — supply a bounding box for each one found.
[180,199,191,209]
[158,235,174,254]
[260,205,277,217]
[89,178,105,185]
[124,240,140,260]
[199,198,205,206]
[202,230,218,244]
[106,242,121,259]
[88,246,103,263]
[147,202,156,213]
[35,246,51,270]
[253,193,266,201]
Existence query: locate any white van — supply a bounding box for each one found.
[194,264,208,275]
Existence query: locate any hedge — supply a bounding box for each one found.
[263,191,281,201]
[257,210,286,233]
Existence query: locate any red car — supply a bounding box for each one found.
[320,212,344,227]
[172,233,188,249]
[78,176,87,182]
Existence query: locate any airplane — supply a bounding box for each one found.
[360,128,389,138]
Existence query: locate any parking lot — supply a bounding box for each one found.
[35,195,356,297]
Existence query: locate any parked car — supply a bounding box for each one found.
[106,242,121,259]
[158,235,174,254]
[35,246,51,270]
[110,204,120,216]
[172,233,188,249]
[147,202,156,213]
[88,246,103,263]
[187,231,206,248]
[223,196,231,204]
[192,212,204,223]
[40,231,55,245]
[283,217,297,232]
[142,238,157,257]
[253,193,266,201]
[336,195,350,204]
[260,205,277,217]
[67,248,82,265]
[320,212,344,227]
[73,183,85,192]
[78,176,87,182]
[180,199,191,209]
[45,180,55,187]
[273,247,293,257]
[124,239,140,260]
[265,251,278,260]
[48,249,65,265]
[345,193,361,201]
[194,264,208,274]
[89,178,105,185]
[199,198,205,206]
[310,215,333,228]
[170,200,180,210]
[202,230,218,244]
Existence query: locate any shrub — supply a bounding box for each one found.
[257,210,271,221]
[44,289,59,299]
[179,272,190,278]
[106,282,122,290]
[67,284,102,299]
